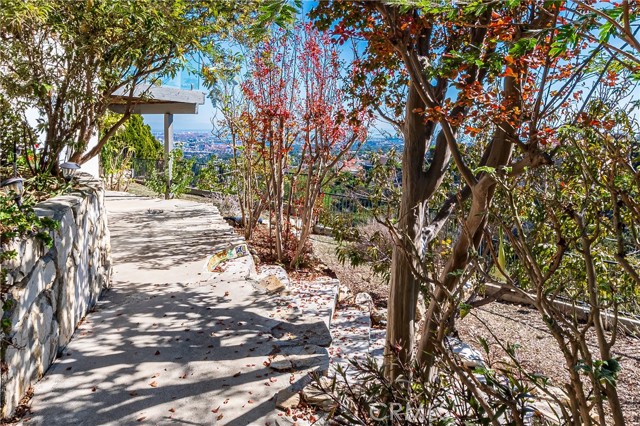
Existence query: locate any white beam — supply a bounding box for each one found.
[112,84,205,105]
[163,113,174,200]
[109,103,199,115]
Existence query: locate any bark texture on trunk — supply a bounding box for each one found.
[417,75,518,368]
[385,82,430,375]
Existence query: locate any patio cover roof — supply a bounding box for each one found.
[109,84,205,115]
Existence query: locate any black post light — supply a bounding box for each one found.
[0,176,25,208]
[59,161,80,182]
[1,138,25,207]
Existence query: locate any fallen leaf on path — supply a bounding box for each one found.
[217,414,224,421]
[233,371,241,377]
[91,387,97,392]
[168,408,176,413]
[149,381,158,388]
[212,406,220,413]
[129,391,139,396]
[137,417,146,422]
[223,399,230,404]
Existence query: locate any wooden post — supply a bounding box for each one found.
[164,112,173,199]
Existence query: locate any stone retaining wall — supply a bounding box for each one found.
[0,174,112,418]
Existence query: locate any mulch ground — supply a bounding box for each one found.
[310,234,389,307]
[456,302,640,425]
[310,234,639,425]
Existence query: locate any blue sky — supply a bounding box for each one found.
[142,1,397,137]
[141,60,397,136]
[142,1,316,134]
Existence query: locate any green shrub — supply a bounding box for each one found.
[146,149,195,198]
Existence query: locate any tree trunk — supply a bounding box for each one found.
[384,82,429,376]
[417,75,518,370]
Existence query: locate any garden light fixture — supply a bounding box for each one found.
[1,176,25,208]
[60,161,80,182]
[1,137,25,207]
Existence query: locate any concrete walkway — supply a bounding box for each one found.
[22,193,329,426]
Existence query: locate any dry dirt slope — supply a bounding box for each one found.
[312,233,640,425]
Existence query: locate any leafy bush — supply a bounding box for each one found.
[310,346,553,426]
[0,194,59,287]
[146,149,195,198]
[100,113,162,191]
[196,155,235,194]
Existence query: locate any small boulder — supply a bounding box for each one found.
[283,345,330,373]
[269,354,293,371]
[302,378,336,411]
[447,337,485,368]
[271,319,332,348]
[275,389,301,411]
[259,275,286,293]
[337,285,351,303]
[371,307,387,325]
[355,292,373,307]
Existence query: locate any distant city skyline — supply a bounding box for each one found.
[142,101,398,137]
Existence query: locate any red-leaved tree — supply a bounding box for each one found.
[240,24,369,266]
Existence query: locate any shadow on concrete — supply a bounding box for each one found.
[109,207,240,272]
[23,195,324,426]
[27,283,312,425]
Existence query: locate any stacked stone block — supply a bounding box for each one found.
[0,174,111,418]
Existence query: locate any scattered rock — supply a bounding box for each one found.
[446,337,485,368]
[275,389,301,411]
[533,385,570,404]
[528,400,564,424]
[337,285,351,303]
[259,275,286,293]
[312,223,333,236]
[355,292,373,308]
[302,378,336,411]
[223,216,242,227]
[371,307,387,326]
[282,345,330,373]
[257,265,291,287]
[269,354,293,371]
